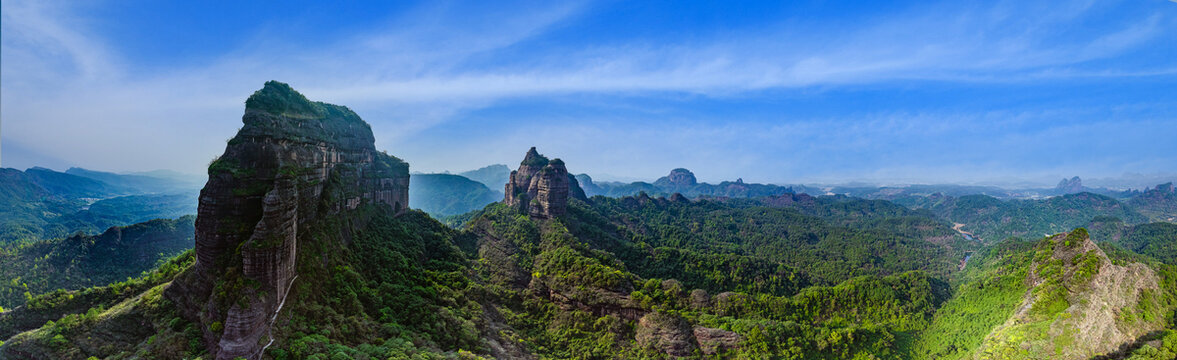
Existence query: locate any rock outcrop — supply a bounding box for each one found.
[1055,176,1083,194]
[635,312,743,357]
[654,168,697,188]
[165,81,409,360]
[692,326,742,355]
[975,229,1163,359]
[503,147,584,218]
[636,312,697,357]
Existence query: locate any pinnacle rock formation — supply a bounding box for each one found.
[503,147,585,218]
[165,81,409,360]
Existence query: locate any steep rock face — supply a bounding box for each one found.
[975,229,1162,359]
[503,147,584,218]
[165,81,409,360]
[654,168,697,188]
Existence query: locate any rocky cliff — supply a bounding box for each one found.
[654,168,698,188]
[164,81,409,360]
[975,229,1163,359]
[503,147,584,218]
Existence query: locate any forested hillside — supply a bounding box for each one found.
[2,81,1173,360]
[0,217,195,310]
[0,167,198,244]
[913,192,1149,243]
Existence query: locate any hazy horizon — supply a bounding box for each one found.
[3,0,1175,186]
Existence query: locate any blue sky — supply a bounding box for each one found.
[2,0,1175,187]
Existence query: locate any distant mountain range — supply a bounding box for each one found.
[409,173,501,217]
[3,82,1176,360]
[0,167,200,243]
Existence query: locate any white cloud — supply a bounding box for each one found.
[1,0,1174,181]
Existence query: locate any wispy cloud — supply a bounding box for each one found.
[1,0,1174,183]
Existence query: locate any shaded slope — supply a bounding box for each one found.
[0,217,195,309]
[409,173,500,217]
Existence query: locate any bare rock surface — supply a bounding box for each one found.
[504,147,578,218]
[975,230,1162,359]
[693,326,742,355]
[164,81,409,360]
[636,312,696,357]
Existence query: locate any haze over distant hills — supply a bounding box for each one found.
[3,82,1175,360]
[0,166,200,243]
[2,81,1176,360]
[2,0,1176,357]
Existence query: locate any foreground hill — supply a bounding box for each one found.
[913,229,1177,359]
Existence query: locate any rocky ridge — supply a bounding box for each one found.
[164,81,409,360]
[975,229,1163,359]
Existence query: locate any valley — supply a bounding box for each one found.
[1,82,1174,359]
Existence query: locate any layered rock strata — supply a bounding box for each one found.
[503,147,584,218]
[166,81,409,360]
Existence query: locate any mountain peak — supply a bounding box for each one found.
[1055,176,1083,194]
[521,146,550,167]
[505,148,580,218]
[233,82,375,153]
[244,80,321,117]
[165,81,410,359]
[655,168,697,188]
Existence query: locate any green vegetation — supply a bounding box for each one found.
[0,217,195,309]
[0,167,198,244]
[0,250,195,339]
[1100,221,1177,265]
[910,239,1035,359]
[922,192,1148,243]
[5,189,1176,359]
[584,195,967,289]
